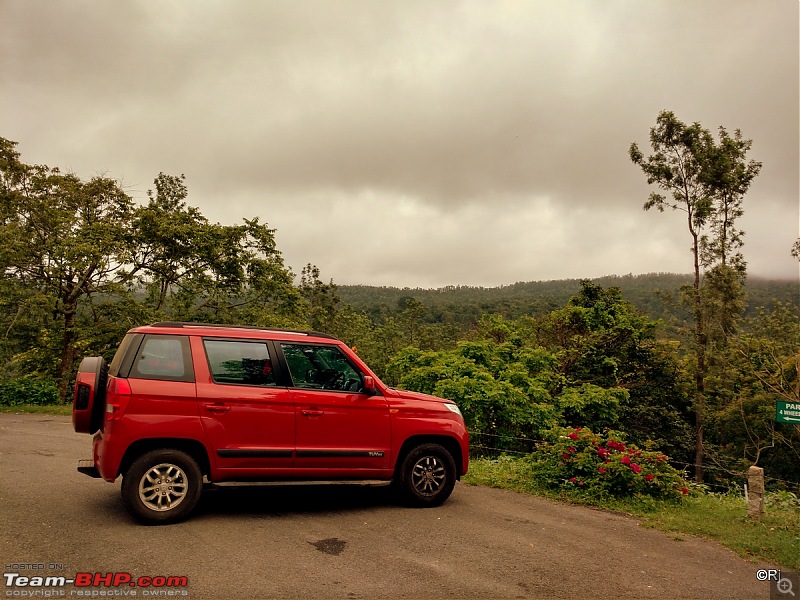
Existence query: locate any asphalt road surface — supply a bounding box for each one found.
[0,414,777,599]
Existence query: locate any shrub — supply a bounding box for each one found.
[0,377,60,406]
[525,426,689,502]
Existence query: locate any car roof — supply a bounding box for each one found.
[130,322,339,343]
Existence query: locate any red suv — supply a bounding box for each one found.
[73,322,469,524]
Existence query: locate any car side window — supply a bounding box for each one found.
[281,343,364,392]
[129,334,194,382]
[204,339,276,386]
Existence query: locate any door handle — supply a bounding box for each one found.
[205,403,231,413]
[302,410,324,417]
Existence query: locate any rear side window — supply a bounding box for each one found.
[108,333,141,377]
[129,335,194,382]
[204,340,276,386]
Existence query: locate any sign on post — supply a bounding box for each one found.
[776,401,800,424]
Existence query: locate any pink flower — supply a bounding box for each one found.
[568,447,576,454]
[645,474,654,482]
[570,477,577,483]
[598,467,606,474]
[575,427,583,432]
[597,448,608,459]
[681,487,689,495]
[621,455,631,465]
[578,481,585,487]
[568,432,579,441]
[630,463,642,474]
[562,453,570,460]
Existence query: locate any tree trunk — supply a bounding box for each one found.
[56,307,77,403]
[691,227,706,483]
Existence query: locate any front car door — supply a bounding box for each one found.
[280,343,391,471]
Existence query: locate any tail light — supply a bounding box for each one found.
[105,378,132,423]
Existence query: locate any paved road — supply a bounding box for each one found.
[0,414,776,599]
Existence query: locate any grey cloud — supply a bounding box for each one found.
[1,0,797,287]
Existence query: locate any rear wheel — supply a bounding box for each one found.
[398,443,456,507]
[121,449,203,525]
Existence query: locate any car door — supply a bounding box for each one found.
[280,342,391,471]
[194,337,294,470]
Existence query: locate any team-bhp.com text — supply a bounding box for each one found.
[4,572,188,597]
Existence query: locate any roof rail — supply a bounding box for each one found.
[149,322,336,339]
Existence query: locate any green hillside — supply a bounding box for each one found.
[338,273,799,326]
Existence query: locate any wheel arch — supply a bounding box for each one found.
[394,435,463,480]
[119,438,211,480]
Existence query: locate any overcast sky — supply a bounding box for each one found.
[2,1,798,288]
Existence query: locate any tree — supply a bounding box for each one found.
[126,173,303,326]
[630,111,761,481]
[533,281,692,460]
[0,137,136,400]
[0,140,304,399]
[298,263,339,331]
[707,304,800,485]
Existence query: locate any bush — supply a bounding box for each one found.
[525,426,690,502]
[0,377,60,406]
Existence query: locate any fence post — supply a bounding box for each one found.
[747,465,764,520]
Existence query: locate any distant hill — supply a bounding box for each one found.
[338,273,799,326]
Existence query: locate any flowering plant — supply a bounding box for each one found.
[526,426,689,501]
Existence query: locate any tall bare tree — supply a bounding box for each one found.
[630,111,761,482]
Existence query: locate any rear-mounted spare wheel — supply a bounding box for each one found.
[72,356,109,434]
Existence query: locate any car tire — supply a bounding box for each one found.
[398,443,456,507]
[72,356,108,434]
[121,449,203,525]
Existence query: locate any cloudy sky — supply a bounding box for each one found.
[1,1,798,288]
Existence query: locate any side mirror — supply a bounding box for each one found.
[363,375,376,393]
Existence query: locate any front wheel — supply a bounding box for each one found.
[398,443,456,507]
[121,450,203,525]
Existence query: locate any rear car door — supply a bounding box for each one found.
[280,343,391,471]
[194,337,294,470]
[125,334,198,430]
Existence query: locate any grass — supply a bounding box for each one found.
[465,456,800,572]
[0,403,71,415]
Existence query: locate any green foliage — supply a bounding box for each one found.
[0,142,303,397]
[387,341,558,442]
[555,384,626,430]
[526,427,689,502]
[385,283,695,462]
[705,303,800,485]
[298,263,340,331]
[0,377,59,406]
[338,274,798,326]
[766,490,800,511]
